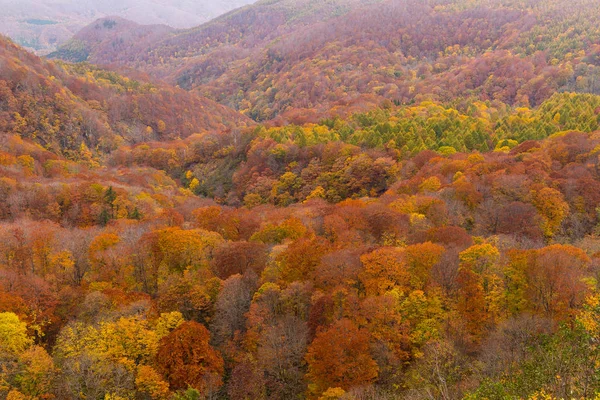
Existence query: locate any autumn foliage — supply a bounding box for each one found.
[3,0,600,398]
[305,319,379,397]
[156,321,224,393]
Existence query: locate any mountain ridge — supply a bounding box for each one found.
[0,34,252,158]
[49,0,600,124]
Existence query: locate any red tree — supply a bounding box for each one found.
[156,321,224,393]
[305,319,378,396]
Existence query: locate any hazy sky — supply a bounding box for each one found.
[0,0,258,27]
[0,0,258,53]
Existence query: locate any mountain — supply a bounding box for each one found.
[6,1,600,399]
[0,0,258,55]
[51,0,600,123]
[0,35,251,158]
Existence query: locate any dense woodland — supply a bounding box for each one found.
[3,0,600,399]
[51,0,600,123]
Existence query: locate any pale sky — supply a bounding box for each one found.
[0,0,258,53]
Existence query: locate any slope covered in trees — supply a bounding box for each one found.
[5,1,600,399]
[47,17,175,64]
[0,35,251,159]
[5,30,600,397]
[51,0,600,123]
[4,89,600,398]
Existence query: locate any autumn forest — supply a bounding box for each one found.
[2,0,600,399]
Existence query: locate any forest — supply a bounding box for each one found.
[3,0,600,399]
[50,0,600,123]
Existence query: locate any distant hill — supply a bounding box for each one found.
[0,35,251,158]
[50,0,600,123]
[0,0,258,55]
[48,17,175,64]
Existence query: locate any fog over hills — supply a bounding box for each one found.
[0,0,257,54]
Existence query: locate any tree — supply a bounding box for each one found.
[315,249,363,290]
[156,321,224,393]
[149,227,224,274]
[277,237,330,283]
[250,218,307,244]
[14,346,55,398]
[406,340,472,400]
[318,387,347,400]
[172,388,202,400]
[359,247,410,296]
[211,241,268,279]
[0,312,31,355]
[135,365,170,400]
[305,319,378,396]
[96,316,159,370]
[405,242,445,290]
[257,316,309,399]
[359,293,411,384]
[527,244,590,318]
[459,244,500,274]
[54,353,135,400]
[531,188,569,239]
[227,360,266,400]
[88,232,122,284]
[456,266,488,345]
[210,273,256,346]
[53,316,159,371]
[157,273,221,324]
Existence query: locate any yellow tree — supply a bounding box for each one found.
[54,316,163,371]
[96,316,159,370]
[405,242,445,290]
[358,292,411,383]
[0,312,32,355]
[154,227,224,273]
[359,247,410,296]
[459,243,504,323]
[88,233,122,283]
[135,365,170,400]
[15,346,56,398]
[531,188,569,239]
[459,243,500,274]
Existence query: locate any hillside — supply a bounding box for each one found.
[52,0,600,122]
[0,0,258,55]
[6,35,600,395]
[6,1,600,400]
[0,35,251,158]
[47,17,175,64]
